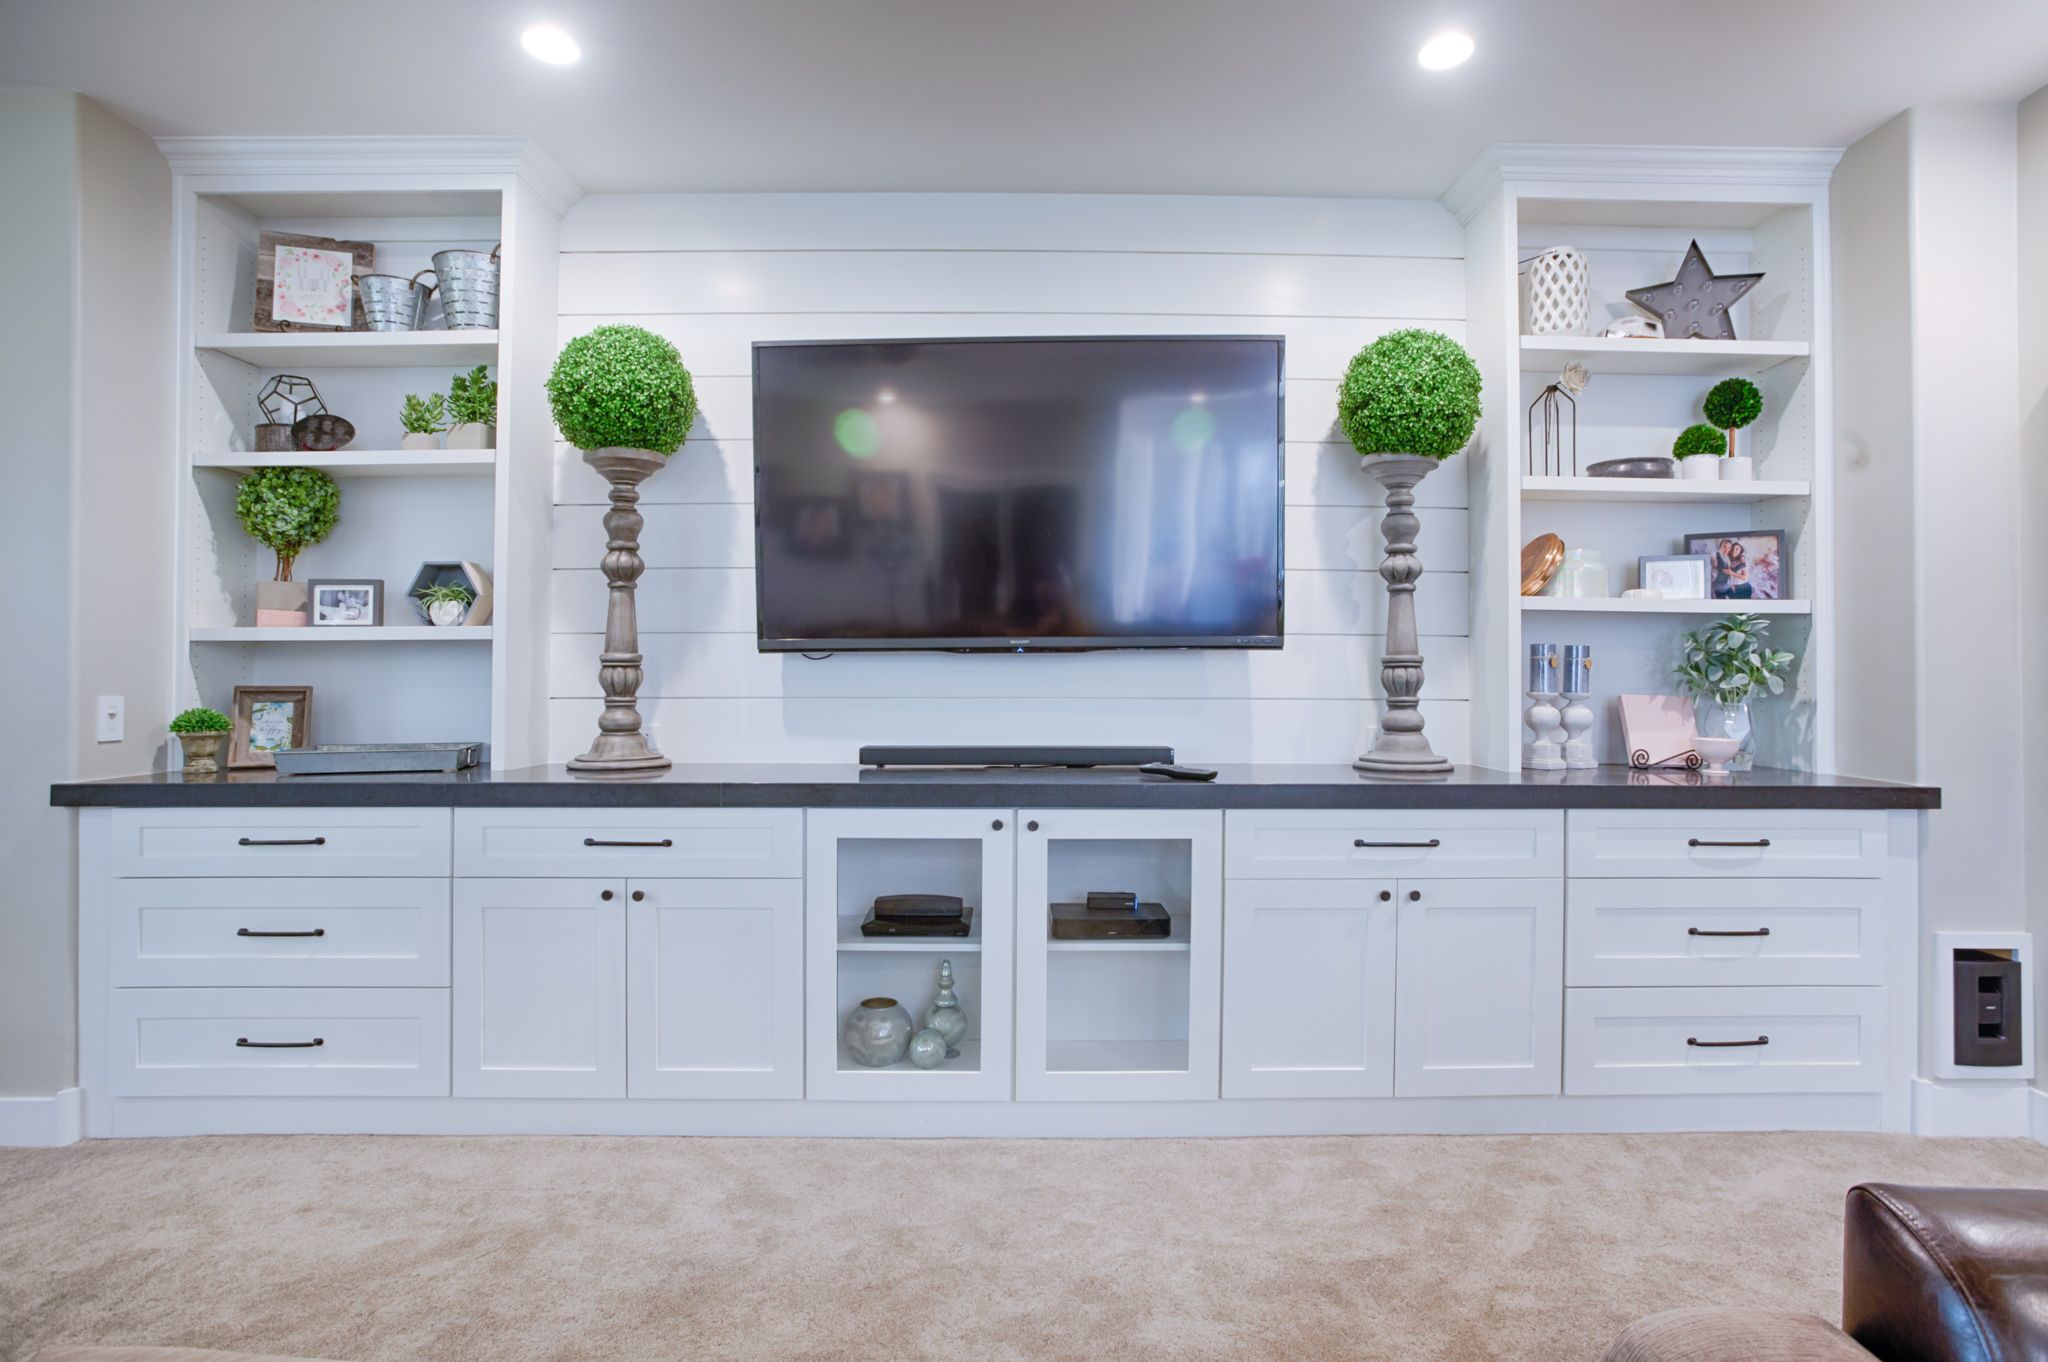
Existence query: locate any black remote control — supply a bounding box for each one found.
[1138,762,1218,781]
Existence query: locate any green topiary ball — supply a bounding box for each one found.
[1702,377,1762,431]
[235,467,339,576]
[168,707,232,733]
[547,325,699,455]
[1673,422,1727,459]
[1337,329,1483,459]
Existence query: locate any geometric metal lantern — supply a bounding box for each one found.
[1624,239,1764,342]
[257,373,326,425]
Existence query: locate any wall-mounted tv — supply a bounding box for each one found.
[753,335,1285,652]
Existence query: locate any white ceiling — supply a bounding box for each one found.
[5,0,2048,199]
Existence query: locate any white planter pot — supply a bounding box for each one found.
[445,422,495,450]
[1679,455,1722,481]
[1720,455,1754,481]
[1525,246,1590,335]
[399,432,441,451]
[427,600,468,628]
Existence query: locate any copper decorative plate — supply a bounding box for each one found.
[1521,533,1565,595]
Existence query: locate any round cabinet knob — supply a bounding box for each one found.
[600,889,615,902]
[991,819,1004,831]
[631,890,646,902]
[1027,820,1040,832]
[1408,889,1421,902]
[1378,890,1392,902]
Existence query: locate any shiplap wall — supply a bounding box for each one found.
[548,193,1470,764]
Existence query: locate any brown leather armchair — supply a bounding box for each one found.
[1604,1183,2048,1362]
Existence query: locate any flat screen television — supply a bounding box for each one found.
[752,335,1285,652]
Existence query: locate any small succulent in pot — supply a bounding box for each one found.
[413,581,476,628]
[399,392,447,451]
[445,365,497,449]
[168,706,232,775]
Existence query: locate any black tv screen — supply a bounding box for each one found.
[752,335,1285,652]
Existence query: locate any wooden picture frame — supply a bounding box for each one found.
[229,685,314,770]
[307,579,384,627]
[254,231,373,332]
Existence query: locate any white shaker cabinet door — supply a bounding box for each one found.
[454,878,626,1099]
[1394,877,1563,1097]
[1222,878,1396,1099]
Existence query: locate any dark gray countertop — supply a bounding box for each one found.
[50,763,1941,811]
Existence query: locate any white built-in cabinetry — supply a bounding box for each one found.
[77,799,1919,1136]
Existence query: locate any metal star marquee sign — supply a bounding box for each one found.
[1624,239,1764,341]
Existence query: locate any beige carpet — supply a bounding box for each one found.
[3,1132,2046,1362]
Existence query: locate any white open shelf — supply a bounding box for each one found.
[1520,334,1809,376]
[193,449,496,479]
[836,1038,982,1075]
[1521,476,1810,503]
[1045,913,1191,952]
[195,330,498,367]
[1519,597,1810,616]
[189,625,495,642]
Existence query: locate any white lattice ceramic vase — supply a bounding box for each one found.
[1526,246,1591,335]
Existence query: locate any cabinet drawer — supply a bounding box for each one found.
[454,809,802,878]
[1567,810,1886,879]
[112,808,450,878]
[1564,986,1885,1096]
[112,878,449,988]
[1225,810,1561,879]
[1567,879,1885,988]
[107,988,450,1097]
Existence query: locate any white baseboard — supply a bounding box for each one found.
[0,1087,83,1146]
[1911,1077,2034,1137]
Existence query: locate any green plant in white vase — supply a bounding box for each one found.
[445,365,497,449]
[1675,612,1795,771]
[1673,422,1725,482]
[413,581,475,628]
[1334,328,1482,775]
[1702,377,1763,480]
[399,392,447,451]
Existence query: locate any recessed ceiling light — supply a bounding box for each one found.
[1417,29,1474,71]
[521,24,581,65]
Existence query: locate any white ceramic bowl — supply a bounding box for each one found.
[1692,736,1741,773]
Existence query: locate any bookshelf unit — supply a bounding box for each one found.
[1447,147,1840,771]
[160,139,576,767]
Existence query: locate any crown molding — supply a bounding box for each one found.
[153,135,583,217]
[1442,143,1844,225]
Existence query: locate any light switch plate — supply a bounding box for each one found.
[95,695,123,743]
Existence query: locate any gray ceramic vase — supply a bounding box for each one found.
[844,996,914,1067]
[922,958,968,1057]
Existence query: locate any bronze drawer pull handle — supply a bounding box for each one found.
[1686,1035,1770,1048]
[1354,838,1441,849]
[236,1037,325,1048]
[238,836,327,847]
[237,927,326,938]
[1687,927,1771,938]
[583,837,674,848]
[1688,838,1770,848]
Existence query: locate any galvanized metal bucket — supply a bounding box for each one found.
[432,244,500,329]
[359,269,436,331]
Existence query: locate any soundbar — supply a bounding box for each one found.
[859,745,1175,769]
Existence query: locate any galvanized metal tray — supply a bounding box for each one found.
[274,743,484,776]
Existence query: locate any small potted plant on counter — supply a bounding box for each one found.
[1675,611,1794,772]
[168,706,232,775]
[1672,422,1725,481]
[399,392,447,450]
[414,580,476,627]
[236,466,340,625]
[445,365,497,449]
[1702,377,1762,480]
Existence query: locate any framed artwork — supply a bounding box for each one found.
[229,685,313,770]
[307,579,384,627]
[1683,530,1786,601]
[1637,554,1711,600]
[254,231,373,332]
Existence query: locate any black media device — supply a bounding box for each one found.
[860,745,1174,769]
[753,335,1285,653]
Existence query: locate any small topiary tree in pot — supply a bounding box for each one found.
[1702,376,1763,479]
[235,467,340,623]
[1334,329,1483,775]
[546,324,699,773]
[1672,422,1726,481]
[168,706,233,775]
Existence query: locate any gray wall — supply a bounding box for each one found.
[2022,86,2048,1070]
[0,89,171,1098]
